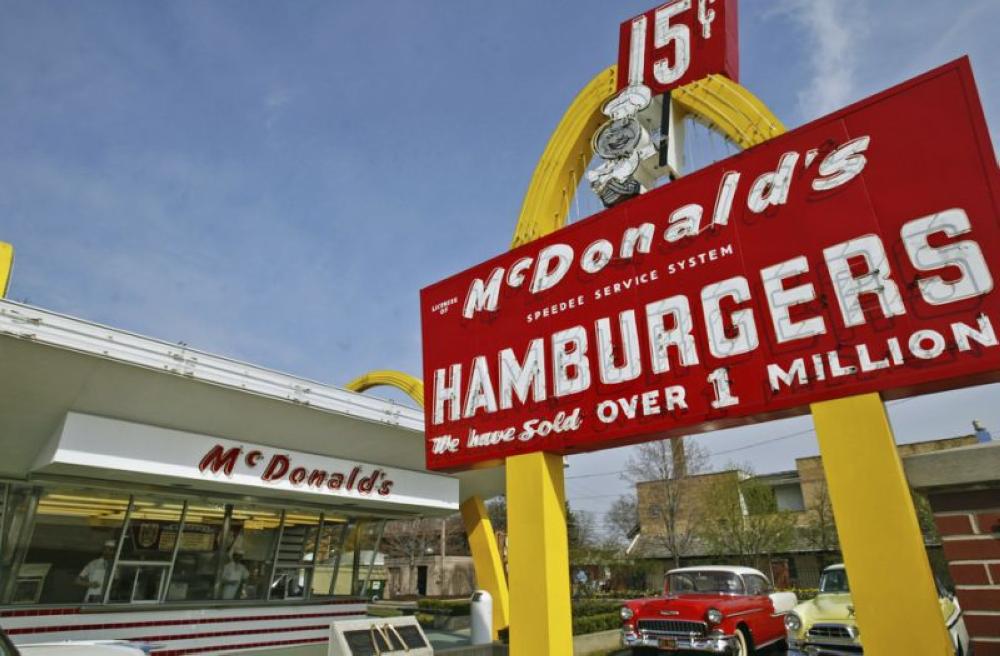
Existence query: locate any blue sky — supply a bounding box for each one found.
[3,1,1000,533]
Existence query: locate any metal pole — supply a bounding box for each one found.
[304,513,324,601]
[361,520,386,598]
[211,504,233,600]
[439,518,446,595]
[161,501,188,603]
[0,487,39,605]
[0,483,9,564]
[327,521,351,596]
[350,521,364,596]
[266,510,286,601]
[104,495,135,605]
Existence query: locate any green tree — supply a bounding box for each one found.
[697,468,796,568]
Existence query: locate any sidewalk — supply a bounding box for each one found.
[425,627,472,650]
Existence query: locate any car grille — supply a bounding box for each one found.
[637,619,707,635]
[808,624,855,640]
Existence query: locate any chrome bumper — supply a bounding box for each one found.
[787,639,864,656]
[623,629,737,653]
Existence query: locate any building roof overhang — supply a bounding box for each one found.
[0,300,503,513]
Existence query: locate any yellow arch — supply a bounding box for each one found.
[344,370,424,407]
[348,68,786,641]
[348,70,784,403]
[511,66,619,248]
[672,73,786,148]
[506,68,786,655]
[511,67,785,245]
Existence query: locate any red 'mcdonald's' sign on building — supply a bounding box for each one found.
[420,59,1000,471]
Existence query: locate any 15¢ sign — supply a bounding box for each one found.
[421,59,1000,471]
[616,0,739,94]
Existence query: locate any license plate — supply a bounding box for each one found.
[658,637,677,650]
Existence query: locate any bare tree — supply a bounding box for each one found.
[486,496,507,533]
[567,505,598,551]
[800,483,839,565]
[623,437,710,567]
[381,514,469,565]
[697,467,796,568]
[604,494,638,547]
[381,518,439,566]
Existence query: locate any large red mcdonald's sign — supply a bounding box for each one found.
[421,59,1000,471]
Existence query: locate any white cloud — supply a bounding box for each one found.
[773,0,870,121]
[264,87,294,129]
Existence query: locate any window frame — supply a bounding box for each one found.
[3,479,383,608]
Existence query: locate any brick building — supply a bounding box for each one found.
[629,434,978,590]
[905,440,1000,655]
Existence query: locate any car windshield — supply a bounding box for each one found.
[667,570,745,595]
[819,569,850,593]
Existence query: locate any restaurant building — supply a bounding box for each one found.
[0,299,503,655]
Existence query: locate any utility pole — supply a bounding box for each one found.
[439,518,447,595]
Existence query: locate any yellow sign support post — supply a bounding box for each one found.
[460,496,511,640]
[358,54,960,656]
[501,64,955,654]
[0,242,13,299]
[811,393,954,655]
[506,451,573,655]
[344,371,512,637]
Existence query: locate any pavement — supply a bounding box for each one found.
[424,627,472,649]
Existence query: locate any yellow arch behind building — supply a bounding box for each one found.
[0,242,13,299]
[344,369,424,407]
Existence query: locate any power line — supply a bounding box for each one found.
[564,398,919,481]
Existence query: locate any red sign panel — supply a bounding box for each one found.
[421,59,1000,471]
[616,0,739,95]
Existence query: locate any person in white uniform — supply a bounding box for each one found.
[221,550,250,600]
[77,540,115,603]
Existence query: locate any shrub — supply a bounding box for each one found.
[572,599,620,617]
[572,611,621,635]
[416,598,471,616]
[414,613,436,628]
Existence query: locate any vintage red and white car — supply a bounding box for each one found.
[621,566,797,654]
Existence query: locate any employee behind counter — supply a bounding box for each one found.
[73,540,267,603]
[76,540,115,603]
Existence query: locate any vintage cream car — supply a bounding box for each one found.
[784,564,970,655]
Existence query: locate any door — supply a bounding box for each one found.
[417,566,428,596]
[770,559,791,589]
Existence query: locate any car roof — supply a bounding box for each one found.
[823,564,846,571]
[666,566,766,578]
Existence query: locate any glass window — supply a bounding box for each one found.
[268,511,322,600]
[745,574,770,595]
[107,496,183,604]
[666,570,746,595]
[20,488,129,605]
[218,503,282,601]
[162,501,228,602]
[819,568,850,593]
[342,520,386,598]
[311,520,349,597]
[5,483,384,606]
